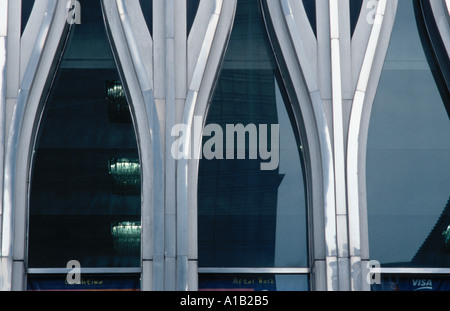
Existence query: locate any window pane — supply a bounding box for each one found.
[187,0,200,36]
[139,0,153,36]
[367,0,450,268]
[350,0,363,36]
[302,0,316,36]
[28,0,141,268]
[21,0,35,35]
[198,0,308,268]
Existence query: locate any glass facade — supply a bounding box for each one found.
[367,0,450,270]
[197,0,308,289]
[1,0,448,292]
[28,0,141,271]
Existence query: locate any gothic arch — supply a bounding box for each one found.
[2,0,66,290]
[102,0,162,291]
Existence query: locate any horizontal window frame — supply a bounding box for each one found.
[26,267,142,275]
[197,267,310,274]
[374,268,450,275]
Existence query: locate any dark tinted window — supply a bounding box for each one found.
[302,0,316,36]
[139,0,152,36]
[187,0,200,36]
[28,0,141,268]
[21,0,35,35]
[367,0,450,268]
[198,0,308,269]
[350,0,363,36]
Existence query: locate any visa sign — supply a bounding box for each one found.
[412,279,433,291]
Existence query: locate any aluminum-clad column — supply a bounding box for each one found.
[185,0,237,291]
[329,0,350,291]
[347,0,398,291]
[1,0,66,290]
[0,0,9,290]
[152,0,183,291]
[265,0,401,290]
[277,0,338,290]
[103,0,164,291]
[154,0,189,290]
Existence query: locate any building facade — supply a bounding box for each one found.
[0,0,449,291]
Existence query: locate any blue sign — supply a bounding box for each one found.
[199,275,277,291]
[27,274,140,291]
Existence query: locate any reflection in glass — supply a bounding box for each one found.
[28,0,141,268]
[367,0,450,268]
[106,80,131,123]
[419,0,450,117]
[27,274,141,291]
[108,158,141,195]
[111,221,141,255]
[199,274,309,291]
[198,0,308,273]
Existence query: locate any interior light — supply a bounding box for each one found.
[111,221,141,254]
[106,80,131,123]
[443,225,450,250]
[108,158,141,195]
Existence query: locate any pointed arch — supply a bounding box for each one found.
[263,0,336,290]
[1,0,66,290]
[0,0,7,290]
[195,2,310,292]
[0,0,160,291]
[177,0,237,290]
[346,0,398,290]
[365,0,450,275]
[419,0,450,115]
[102,0,163,291]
